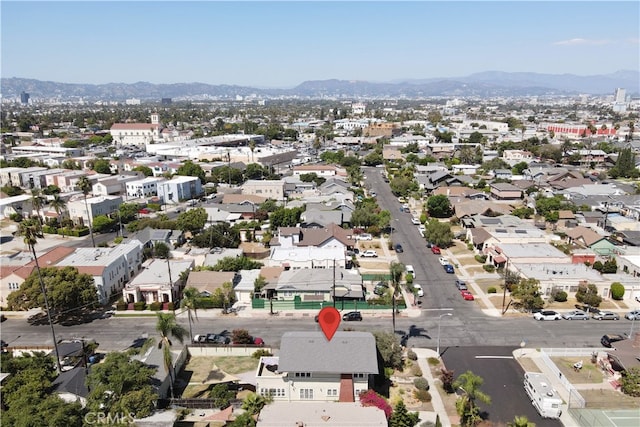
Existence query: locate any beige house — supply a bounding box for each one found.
[185,271,237,297]
[490,183,522,200]
[241,180,285,201]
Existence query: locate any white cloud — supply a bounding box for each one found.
[627,38,640,44]
[553,38,610,46]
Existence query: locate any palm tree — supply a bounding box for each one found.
[18,218,62,373]
[77,176,95,247]
[242,392,268,416]
[49,195,67,237]
[180,287,200,342]
[389,262,405,332]
[156,312,187,398]
[453,370,492,427]
[249,139,256,163]
[30,188,45,225]
[508,415,535,427]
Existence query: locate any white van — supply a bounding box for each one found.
[523,372,563,419]
[406,265,415,279]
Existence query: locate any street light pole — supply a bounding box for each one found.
[436,313,452,357]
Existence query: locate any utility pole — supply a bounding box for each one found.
[332,259,336,308]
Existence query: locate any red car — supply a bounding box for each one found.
[431,246,441,254]
[460,290,475,301]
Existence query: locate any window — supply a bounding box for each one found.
[326,389,337,397]
[294,372,311,378]
[299,389,313,399]
[354,373,366,379]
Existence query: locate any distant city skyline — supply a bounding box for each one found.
[1,1,638,88]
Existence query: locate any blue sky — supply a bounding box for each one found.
[2,1,638,88]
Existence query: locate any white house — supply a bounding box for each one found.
[93,175,140,197]
[67,195,123,226]
[123,258,194,305]
[56,240,144,304]
[157,176,202,204]
[255,331,378,402]
[110,114,162,146]
[125,177,164,198]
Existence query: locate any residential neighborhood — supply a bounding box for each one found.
[1,86,640,427]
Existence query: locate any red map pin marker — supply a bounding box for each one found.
[317,307,341,341]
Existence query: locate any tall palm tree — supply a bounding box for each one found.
[249,139,256,163]
[49,194,67,237]
[453,370,492,427]
[18,218,62,373]
[156,312,187,398]
[30,188,45,225]
[180,287,200,342]
[77,176,96,247]
[389,262,405,332]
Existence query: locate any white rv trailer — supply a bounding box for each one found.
[523,372,563,419]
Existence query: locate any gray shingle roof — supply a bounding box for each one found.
[278,331,378,374]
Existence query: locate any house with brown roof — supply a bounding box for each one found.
[185,271,237,297]
[565,226,606,248]
[490,183,523,200]
[221,194,267,205]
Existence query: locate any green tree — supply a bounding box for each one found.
[512,162,529,175]
[30,188,46,224]
[609,147,639,179]
[389,400,420,427]
[191,223,241,248]
[92,214,116,233]
[156,312,188,397]
[92,158,112,174]
[389,261,405,331]
[1,353,84,427]
[212,256,263,272]
[511,207,534,219]
[511,278,544,312]
[241,392,268,415]
[424,219,453,247]
[7,265,99,320]
[508,415,536,427]
[389,176,417,198]
[467,132,484,144]
[575,284,602,308]
[610,282,625,300]
[254,275,268,293]
[426,195,452,218]
[86,352,157,418]
[176,207,208,232]
[244,163,266,180]
[77,175,96,247]
[180,287,200,342]
[209,383,235,409]
[133,165,154,176]
[119,202,140,223]
[620,367,640,397]
[49,194,67,236]
[269,206,304,229]
[177,160,206,184]
[363,151,383,166]
[453,371,491,427]
[373,331,404,370]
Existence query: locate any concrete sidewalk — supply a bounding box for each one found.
[413,348,452,426]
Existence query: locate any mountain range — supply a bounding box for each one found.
[2,71,638,101]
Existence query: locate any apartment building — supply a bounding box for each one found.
[67,195,123,225]
[241,179,285,201]
[157,176,202,204]
[125,177,164,198]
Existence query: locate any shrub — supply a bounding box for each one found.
[407,349,417,361]
[114,236,123,244]
[551,289,568,302]
[405,273,414,284]
[384,367,394,379]
[359,390,392,419]
[487,287,497,294]
[42,225,58,234]
[232,329,253,344]
[467,243,474,251]
[439,368,455,393]
[411,365,423,377]
[427,357,440,366]
[475,255,487,263]
[413,377,429,391]
[483,265,496,273]
[252,349,272,359]
[149,301,162,311]
[167,302,174,311]
[610,282,625,300]
[414,389,432,402]
[116,300,127,311]
[133,301,146,311]
[592,261,604,272]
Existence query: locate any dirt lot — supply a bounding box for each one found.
[552,357,604,384]
[580,389,640,409]
[178,356,259,398]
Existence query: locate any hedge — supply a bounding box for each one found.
[133,302,146,311]
[149,301,162,311]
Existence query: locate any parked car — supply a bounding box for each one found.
[361,250,378,258]
[374,282,388,296]
[438,257,450,266]
[443,264,454,274]
[601,334,626,348]
[411,217,421,225]
[533,310,562,321]
[355,233,373,241]
[592,311,620,321]
[625,309,640,320]
[193,334,230,344]
[460,290,475,301]
[454,280,467,291]
[405,265,415,278]
[562,310,590,320]
[418,224,426,232]
[413,284,424,297]
[342,311,363,321]
[394,243,404,253]
[431,246,441,254]
[253,337,265,346]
